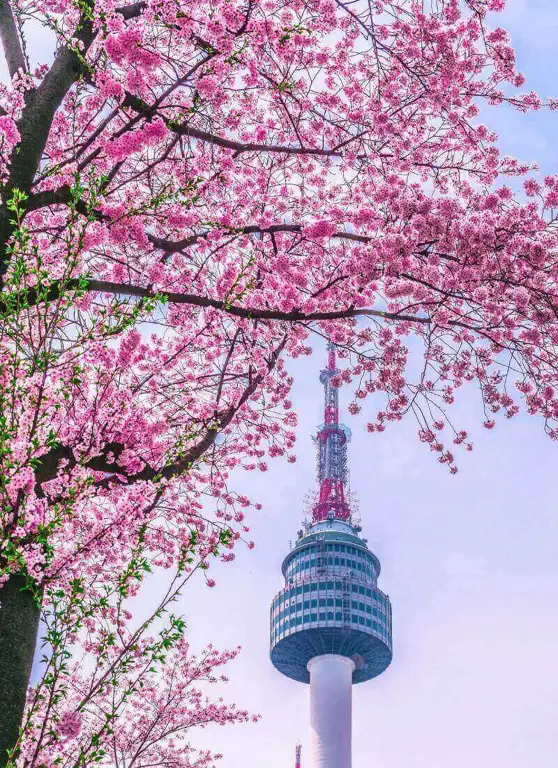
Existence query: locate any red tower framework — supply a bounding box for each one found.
[312,343,352,522]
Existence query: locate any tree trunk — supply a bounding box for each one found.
[0,574,41,766]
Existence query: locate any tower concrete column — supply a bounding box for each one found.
[307,654,356,768]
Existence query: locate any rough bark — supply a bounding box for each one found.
[0,0,27,79]
[0,10,96,285]
[0,575,41,766]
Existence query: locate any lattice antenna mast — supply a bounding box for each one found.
[312,342,351,522]
[295,742,302,768]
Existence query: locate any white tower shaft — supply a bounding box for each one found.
[307,655,356,768]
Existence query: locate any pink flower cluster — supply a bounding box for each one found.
[58,710,82,739]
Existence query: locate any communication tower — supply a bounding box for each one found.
[270,344,393,768]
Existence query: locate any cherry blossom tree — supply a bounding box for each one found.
[16,553,257,767]
[1,0,558,762]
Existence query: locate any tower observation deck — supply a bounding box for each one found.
[270,344,393,768]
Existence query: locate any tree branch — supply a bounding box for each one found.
[121,92,341,157]
[0,0,27,78]
[0,5,97,285]
[0,275,431,325]
[173,123,340,157]
[151,225,370,253]
[35,339,287,491]
[148,223,305,253]
[23,187,370,253]
[9,21,95,195]
[85,279,420,323]
[115,1,146,19]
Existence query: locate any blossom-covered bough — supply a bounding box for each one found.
[1,0,557,763]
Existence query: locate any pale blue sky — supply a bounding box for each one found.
[173,4,558,767]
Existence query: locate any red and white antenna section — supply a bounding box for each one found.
[312,343,352,523]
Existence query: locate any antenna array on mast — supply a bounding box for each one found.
[311,342,352,522]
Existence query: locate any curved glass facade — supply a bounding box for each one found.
[270,580,391,645]
[281,541,379,584]
[270,519,393,684]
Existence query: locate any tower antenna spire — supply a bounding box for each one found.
[313,342,351,522]
[327,339,336,373]
[295,742,302,768]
